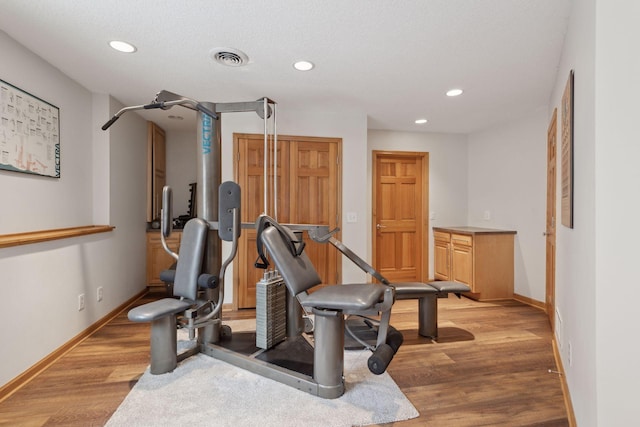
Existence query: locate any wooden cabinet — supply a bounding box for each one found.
[433,227,516,300]
[146,231,181,289]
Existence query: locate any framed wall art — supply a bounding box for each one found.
[0,79,60,178]
[561,70,574,228]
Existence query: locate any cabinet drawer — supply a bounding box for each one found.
[434,231,451,242]
[451,233,472,246]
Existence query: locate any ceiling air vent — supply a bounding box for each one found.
[210,48,249,67]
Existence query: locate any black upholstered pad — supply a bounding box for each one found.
[392,282,438,299]
[128,298,192,322]
[300,283,385,311]
[427,280,471,293]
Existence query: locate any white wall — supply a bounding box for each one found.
[0,32,147,387]
[547,0,598,424]
[549,1,640,424]
[0,32,93,234]
[594,0,640,424]
[467,110,548,300]
[165,129,197,217]
[105,95,148,301]
[367,130,468,278]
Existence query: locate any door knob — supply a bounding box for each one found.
[376,224,387,230]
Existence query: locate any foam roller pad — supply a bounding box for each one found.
[386,329,404,353]
[368,343,395,375]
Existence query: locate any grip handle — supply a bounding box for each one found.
[101,115,119,130]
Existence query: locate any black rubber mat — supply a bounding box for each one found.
[255,335,314,377]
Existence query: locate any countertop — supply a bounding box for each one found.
[433,226,517,235]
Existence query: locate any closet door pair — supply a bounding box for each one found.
[234,133,342,309]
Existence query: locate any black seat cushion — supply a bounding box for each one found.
[392,282,438,299]
[427,280,471,293]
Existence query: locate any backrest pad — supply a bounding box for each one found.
[173,218,208,301]
[260,225,322,296]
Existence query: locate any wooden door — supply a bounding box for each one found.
[289,139,340,286]
[235,135,289,309]
[372,151,428,283]
[545,109,558,329]
[147,122,166,222]
[234,134,341,309]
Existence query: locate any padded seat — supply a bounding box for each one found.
[129,298,192,322]
[303,283,387,312]
[393,282,438,299]
[428,280,470,294]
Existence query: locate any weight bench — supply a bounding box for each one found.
[393,281,470,338]
[307,228,470,339]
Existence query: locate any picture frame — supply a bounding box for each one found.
[561,70,574,228]
[0,78,60,178]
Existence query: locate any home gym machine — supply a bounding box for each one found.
[102,90,402,399]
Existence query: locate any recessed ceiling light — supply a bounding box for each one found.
[446,88,463,97]
[415,119,428,124]
[109,40,137,53]
[293,60,314,71]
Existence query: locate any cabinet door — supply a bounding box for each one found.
[451,243,473,289]
[146,233,180,286]
[147,122,166,222]
[433,239,450,280]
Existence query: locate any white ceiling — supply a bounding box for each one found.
[0,0,571,134]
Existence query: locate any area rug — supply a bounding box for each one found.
[106,323,418,427]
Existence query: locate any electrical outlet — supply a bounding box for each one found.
[97,287,103,302]
[483,210,491,220]
[78,293,85,311]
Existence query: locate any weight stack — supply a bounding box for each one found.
[255,270,287,350]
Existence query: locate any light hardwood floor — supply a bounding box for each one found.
[0,292,569,426]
